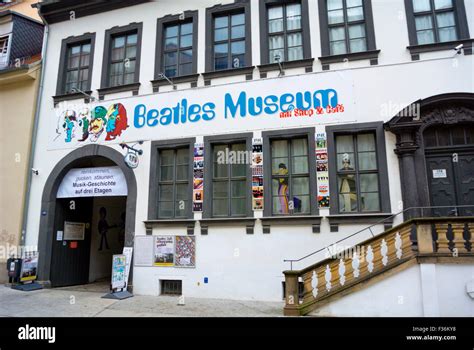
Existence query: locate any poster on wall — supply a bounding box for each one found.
[57,166,128,198]
[154,236,175,266]
[316,132,330,208]
[133,236,154,266]
[63,222,85,240]
[122,247,133,289]
[193,143,204,212]
[175,236,196,268]
[111,254,126,290]
[251,138,264,210]
[20,253,39,283]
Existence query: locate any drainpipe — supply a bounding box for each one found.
[20,6,49,249]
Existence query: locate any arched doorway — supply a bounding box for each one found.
[37,145,137,287]
[385,93,474,219]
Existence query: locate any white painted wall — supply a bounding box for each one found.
[23,0,474,302]
[311,263,474,317]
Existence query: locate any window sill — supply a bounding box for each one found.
[202,66,255,83]
[53,91,92,106]
[144,219,195,235]
[407,38,474,58]
[199,217,256,226]
[97,82,141,100]
[260,215,322,226]
[257,58,314,75]
[319,50,380,65]
[151,73,199,92]
[327,213,394,232]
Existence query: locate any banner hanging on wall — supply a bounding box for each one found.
[57,166,128,198]
[50,72,354,150]
[316,132,330,208]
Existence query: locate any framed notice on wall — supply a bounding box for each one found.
[133,236,154,266]
[63,222,85,240]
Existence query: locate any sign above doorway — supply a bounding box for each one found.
[57,166,128,198]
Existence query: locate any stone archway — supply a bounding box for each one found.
[385,93,474,219]
[36,144,137,285]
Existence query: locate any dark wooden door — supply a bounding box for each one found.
[50,198,93,287]
[426,153,474,217]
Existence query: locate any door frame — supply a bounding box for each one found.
[37,145,137,287]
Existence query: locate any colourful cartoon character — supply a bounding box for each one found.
[105,103,128,141]
[89,106,107,142]
[77,108,90,142]
[62,110,77,143]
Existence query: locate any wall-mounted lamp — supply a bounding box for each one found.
[72,87,97,102]
[158,73,177,90]
[274,54,285,77]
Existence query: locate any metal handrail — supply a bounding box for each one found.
[283,205,474,270]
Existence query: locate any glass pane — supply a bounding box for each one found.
[231,143,247,177]
[415,15,433,30]
[434,0,452,9]
[165,25,179,38]
[176,183,188,201]
[70,45,81,55]
[292,177,309,196]
[231,198,246,216]
[417,29,435,44]
[361,192,380,211]
[357,133,375,151]
[213,199,228,216]
[288,46,303,61]
[68,55,80,69]
[328,9,344,24]
[175,200,187,217]
[268,6,283,20]
[214,163,228,178]
[292,138,308,156]
[272,158,289,175]
[164,37,178,50]
[165,66,177,77]
[269,18,284,33]
[213,181,228,198]
[181,22,193,35]
[436,12,455,27]
[438,26,457,42]
[270,49,285,63]
[272,140,289,157]
[287,3,301,17]
[112,36,125,48]
[269,35,284,50]
[214,27,228,41]
[158,201,173,218]
[231,25,245,39]
[124,73,135,85]
[337,153,355,171]
[180,34,193,48]
[350,38,367,52]
[214,43,228,57]
[292,156,308,174]
[176,148,189,164]
[338,175,357,212]
[176,165,188,181]
[413,0,431,12]
[328,0,343,11]
[330,41,347,55]
[294,195,310,214]
[231,41,245,55]
[347,0,362,7]
[111,47,125,61]
[79,69,88,81]
[287,15,301,31]
[164,52,177,66]
[79,53,89,67]
[336,135,354,153]
[232,13,245,26]
[126,45,136,59]
[160,166,173,181]
[232,180,246,197]
[82,44,91,53]
[127,34,137,45]
[214,57,228,70]
[349,24,366,39]
[180,63,193,75]
[358,152,377,171]
[347,6,364,22]
[180,50,193,64]
[360,174,379,192]
[424,128,437,147]
[66,70,78,83]
[215,16,228,29]
[287,3,302,30]
[159,184,173,201]
[330,27,346,41]
[287,32,302,47]
[160,150,174,165]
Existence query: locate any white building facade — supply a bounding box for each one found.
[25,0,474,311]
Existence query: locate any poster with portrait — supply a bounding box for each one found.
[251,138,264,210]
[175,236,196,268]
[154,236,175,266]
[19,253,39,283]
[193,143,204,212]
[315,132,330,208]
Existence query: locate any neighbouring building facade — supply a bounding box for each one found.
[23,0,473,316]
[0,1,44,283]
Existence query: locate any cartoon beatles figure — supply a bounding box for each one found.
[62,110,77,143]
[105,103,128,141]
[77,108,90,142]
[89,106,107,142]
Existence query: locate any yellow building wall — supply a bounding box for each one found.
[1,0,41,21]
[0,63,41,280]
